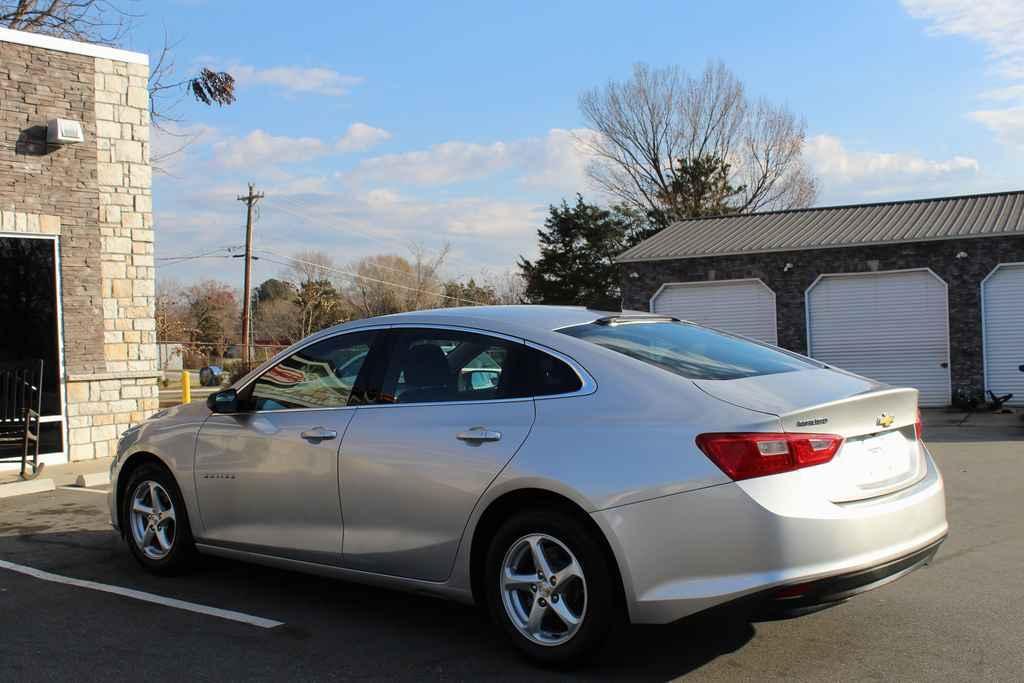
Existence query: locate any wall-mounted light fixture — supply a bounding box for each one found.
[955,251,968,259]
[783,262,794,272]
[628,271,640,279]
[47,118,84,144]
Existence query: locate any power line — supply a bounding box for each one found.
[155,254,236,268]
[156,246,240,265]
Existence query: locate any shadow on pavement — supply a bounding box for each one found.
[0,528,755,680]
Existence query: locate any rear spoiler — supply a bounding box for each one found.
[594,315,680,326]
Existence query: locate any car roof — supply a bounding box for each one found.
[235,305,669,390]
[332,305,663,336]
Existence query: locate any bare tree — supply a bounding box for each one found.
[341,244,451,318]
[279,250,349,336]
[286,249,336,285]
[183,280,240,358]
[484,269,527,305]
[3,2,236,171]
[253,296,300,344]
[148,33,235,132]
[407,242,450,310]
[579,61,817,222]
[155,278,188,342]
[1,0,132,44]
[343,254,417,318]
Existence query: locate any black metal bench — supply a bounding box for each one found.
[0,359,44,480]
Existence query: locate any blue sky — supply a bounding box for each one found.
[124,1,1024,286]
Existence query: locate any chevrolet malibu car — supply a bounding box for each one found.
[111,306,947,664]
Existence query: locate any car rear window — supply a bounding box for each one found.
[559,320,816,380]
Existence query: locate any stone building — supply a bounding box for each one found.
[0,27,157,467]
[618,191,1024,407]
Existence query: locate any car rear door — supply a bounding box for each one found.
[193,329,379,564]
[338,327,536,581]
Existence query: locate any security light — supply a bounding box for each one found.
[46,118,84,144]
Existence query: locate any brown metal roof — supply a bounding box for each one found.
[616,190,1024,262]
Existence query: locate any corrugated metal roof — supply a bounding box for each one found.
[616,190,1024,262]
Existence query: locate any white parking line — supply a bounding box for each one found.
[0,559,284,629]
[58,486,109,494]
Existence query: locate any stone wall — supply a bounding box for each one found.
[0,41,104,373]
[621,234,1024,400]
[0,33,156,462]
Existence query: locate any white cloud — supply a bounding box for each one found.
[903,1,1024,149]
[355,140,513,185]
[967,107,1024,148]
[979,84,1024,102]
[804,134,979,199]
[351,128,596,191]
[212,123,392,169]
[213,129,328,168]
[902,0,1024,78]
[517,128,599,191]
[336,123,392,152]
[231,64,364,96]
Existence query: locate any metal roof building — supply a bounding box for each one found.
[618,190,1024,262]
[618,190,1024,408]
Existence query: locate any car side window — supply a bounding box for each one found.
[380,329,529,404]
[248,331,376,411]
[527,347,583,396]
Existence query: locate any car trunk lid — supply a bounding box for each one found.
[695,368,926,502]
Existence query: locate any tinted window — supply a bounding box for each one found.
[250,332,375,410]
[527,347,583,396]
[559,321,814,380]
[381,330,529,404]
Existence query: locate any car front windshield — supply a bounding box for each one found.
[559,320,816,380]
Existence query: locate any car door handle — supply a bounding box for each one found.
[456,428,502,443]
[300,427,338,442]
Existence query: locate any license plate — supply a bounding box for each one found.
[843,430,912,486]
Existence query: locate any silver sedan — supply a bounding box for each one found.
[110,306,947,665]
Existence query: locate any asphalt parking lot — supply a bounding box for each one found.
[1,417,1022,681]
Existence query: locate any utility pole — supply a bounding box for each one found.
[237,183,264,368]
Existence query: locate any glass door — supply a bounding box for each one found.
[0,235,64,456]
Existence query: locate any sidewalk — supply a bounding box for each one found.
[0,456,114,488]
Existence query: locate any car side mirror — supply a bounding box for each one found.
[207,388,239,413]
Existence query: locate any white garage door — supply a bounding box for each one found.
[807,270,950,406]
[651,279,778,344]
[983,263,1024,406]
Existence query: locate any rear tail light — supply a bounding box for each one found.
[695,432,844,481]
[915,409,923,442]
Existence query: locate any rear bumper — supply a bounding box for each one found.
[593,445,948,624]
[751,534,944,617]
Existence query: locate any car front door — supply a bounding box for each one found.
[193,330,379,565]
[339,327,536,581]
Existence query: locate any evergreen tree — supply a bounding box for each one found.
[649,154,746,227]
[518,195,648,306]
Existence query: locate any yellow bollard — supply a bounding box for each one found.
[181,370,191,404]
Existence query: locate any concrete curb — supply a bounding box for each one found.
[74,471,111,488]
[0,478,56,498]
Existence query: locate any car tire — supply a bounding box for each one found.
[122,463,195,575]
[485,507,618,666]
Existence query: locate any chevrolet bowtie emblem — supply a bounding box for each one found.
[876,413,895,428]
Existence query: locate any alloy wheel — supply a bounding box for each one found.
[500,533,587,646]
[129,480,176,560]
